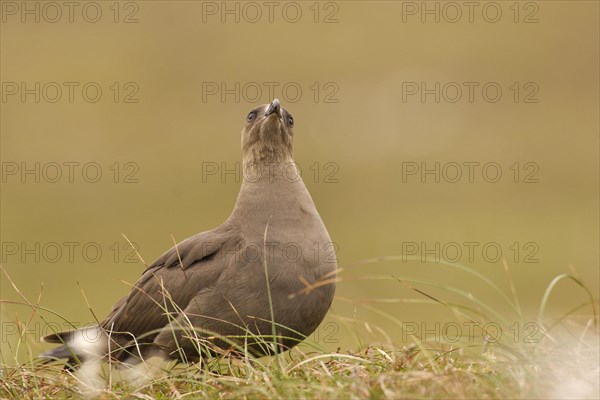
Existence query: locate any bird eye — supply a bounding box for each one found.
[247,111,256,122]
[288,115,294,126]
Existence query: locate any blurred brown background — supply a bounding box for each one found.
[1,1,598,361]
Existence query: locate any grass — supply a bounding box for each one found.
[0,256,598,399]
[0,346,526,399]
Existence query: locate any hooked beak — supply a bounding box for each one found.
[264,99,281,118]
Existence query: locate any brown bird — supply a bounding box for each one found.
[40,99,337,367]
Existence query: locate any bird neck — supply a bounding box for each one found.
[229,159,318,223]
[239,156,299,183]
[241,139,294,168]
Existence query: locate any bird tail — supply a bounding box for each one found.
[39,326,107,368]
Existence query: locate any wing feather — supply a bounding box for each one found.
[101,227,240,341]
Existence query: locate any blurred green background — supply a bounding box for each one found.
[1,1,598,360]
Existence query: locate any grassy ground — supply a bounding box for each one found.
[1,334,598,399]
[1,261,598,399]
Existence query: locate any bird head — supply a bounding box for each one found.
[241,99,295,164]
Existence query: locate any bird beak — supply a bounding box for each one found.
[264,99,282,118]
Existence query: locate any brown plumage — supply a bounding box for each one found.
[40,99,337,367]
